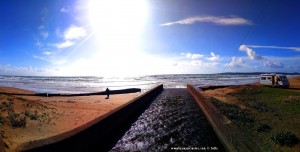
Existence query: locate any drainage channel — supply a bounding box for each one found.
[110,88,225,151]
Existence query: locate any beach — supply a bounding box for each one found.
[0,87,139,151]
[0,75,299,151]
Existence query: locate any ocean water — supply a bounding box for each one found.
[0,74,263,94]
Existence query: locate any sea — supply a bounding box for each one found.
[0,74,297,94]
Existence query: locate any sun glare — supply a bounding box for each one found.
[88,0,149,55]
[82,0,151,77]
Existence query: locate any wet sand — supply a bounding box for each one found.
[0,86,140,152]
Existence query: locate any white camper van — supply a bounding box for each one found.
[260,74,289,88]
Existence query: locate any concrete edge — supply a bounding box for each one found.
[187,84,261,152]
[17,84,163,152]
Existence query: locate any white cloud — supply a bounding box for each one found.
[64,25,87,40]
[40,31,49,39]
[225,57,245,68]
[53,40,75,49]
[263,61,284,68]
[42,51,52,55]
[181,52,203,59]
[38,25,45,30]
[33,55,67,65]
[38,8,49,39]
[0,64,58,76]
[161,16,252,26]
[245,45,300,52]
[178,60,219,68]
[206,52,220,61]
[239,45,263,60]
[60,7,69,13]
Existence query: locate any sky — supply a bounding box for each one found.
[0,0,300,76]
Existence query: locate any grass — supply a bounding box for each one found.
[208,97,254,123]
[226,85,300,151]
[231,86,300,115]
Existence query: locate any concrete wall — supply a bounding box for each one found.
[187,84,260,152]
[20,84,163,152]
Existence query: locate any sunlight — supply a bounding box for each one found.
[87,0,149,55]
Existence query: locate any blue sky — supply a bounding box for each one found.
[1,0,300,76]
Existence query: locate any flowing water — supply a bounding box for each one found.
[111,89,225,151]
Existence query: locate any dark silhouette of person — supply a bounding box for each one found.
[105,88,110,99]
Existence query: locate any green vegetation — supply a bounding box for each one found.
[223,85,300,150]
[8,109,26,128]
[22,110,39,120]
[208,97,254,123]
[256,123,271,132]
[271,131,299,146]
[7,98,14,102]
[1,101,14,111]
[0,98,52,128]
[0,113,4,126]
[206,85,300,150]
[230,86,300,115]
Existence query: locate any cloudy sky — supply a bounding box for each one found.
[1,0,300,76]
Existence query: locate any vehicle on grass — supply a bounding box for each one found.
[260,73,289,88]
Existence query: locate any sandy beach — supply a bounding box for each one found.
[0,87,140,152]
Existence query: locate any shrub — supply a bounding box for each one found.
[22,110,39,120]
[0,104,4,111]
[256,123,271,132]
[1,101,14,111]
[271,131,299,146]
[0,113,4,126]
[8,109,26,128]
[1,101,8,107]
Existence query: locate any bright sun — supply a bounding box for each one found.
[88,0,149,55]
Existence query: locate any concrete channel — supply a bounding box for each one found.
[111,88,225,151]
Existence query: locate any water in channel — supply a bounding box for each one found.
[111,89,225,151]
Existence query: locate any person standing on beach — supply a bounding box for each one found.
[105,88,110,99]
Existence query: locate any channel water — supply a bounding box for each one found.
[111,89,225,151]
